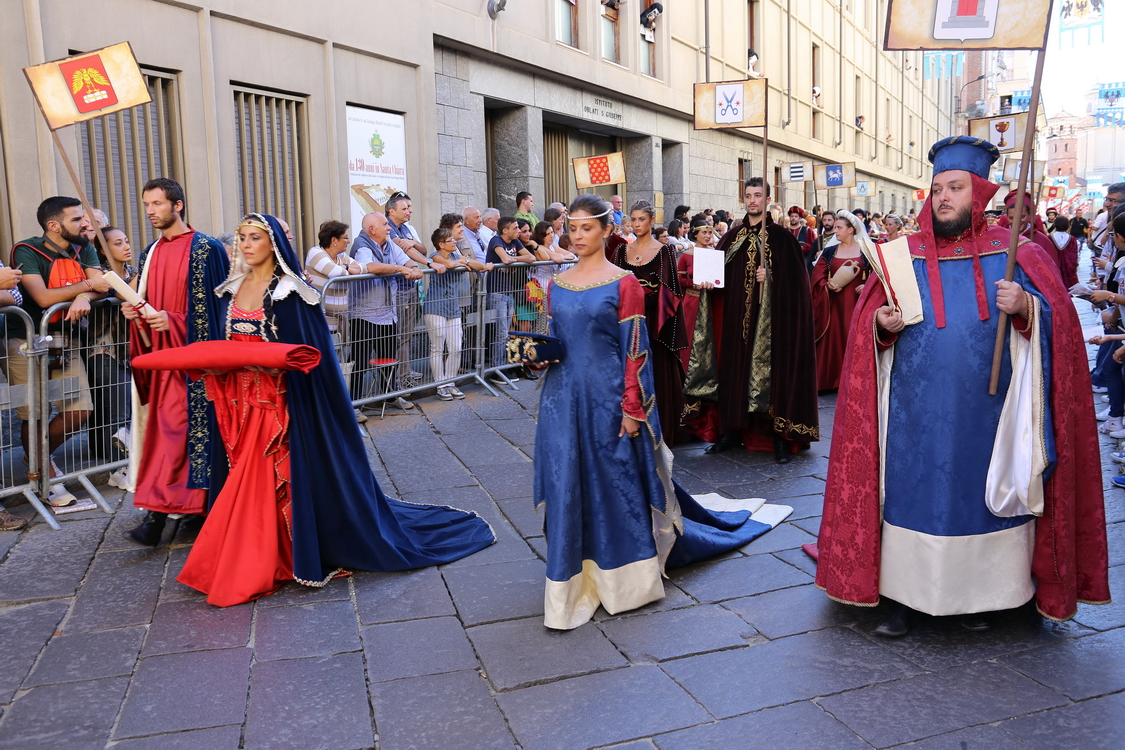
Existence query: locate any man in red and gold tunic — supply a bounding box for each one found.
[122,178,229,546]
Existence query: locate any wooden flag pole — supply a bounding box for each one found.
[759,83,770,279]
[988,48,1047,395]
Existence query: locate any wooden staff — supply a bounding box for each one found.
[989,49,1047,395]
[759,83,770,282]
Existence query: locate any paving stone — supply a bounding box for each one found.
[439,513,538,569]
[891,724,1036,750]
[1073,563,1123,631]
[772,547,820,577]
[718,475,827,501]
[486,417,539,447]
[24,625,144,687]
[245,653,373,750]
[159,546,206,602]
[362,615,478,682]
[473,462,537,500]
[464,393,529,420]
[143,598,252,656]
[442,431,528,467]
[65,547,166,633]
[0,600,68,703]
[739,522,816,556]
[371,669,515,750]
[817,661,1069,748]
[673,454,770,485]
[110,725,244,750]
[605,742,657,749]
[115,648,252,739]
[468,616,627,690]
[746,455,831,482]
[670,470,719,495]
[0,518,106,602]
[254,600,360,661]
[0,676,127,749]
[654,700,871,750]
[401,484,505,519]
[168,514,205,547]
[855,603,1094,671]
[527,536,548,560]
[384,459,477,494]
[443,558,545,626]
[594,580,697,622]
[254,578,351,607]
[496,496,543,538]
[662,627,923,719]
[723,584,872,639]
[1002,690,1125,750]
[497,665,709,750]
[354,566,456,624]
[998,628,1125,701]
[791,516,821,537]
[1107,520,1124,566]
[96,503,151,552]
[778,494,824,521]
[599,604,756,662]
[670,552,811,603]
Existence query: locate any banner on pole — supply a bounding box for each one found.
[913,189,928,201]
[693,79,767,130]
[1044,185,1062,199]
[781,161,812,182]
[814,163,857,189]
[884,0,1053,51]
[572,152,626,190]
[851,181,875,197]
[23,42,151,130]
[967,111,1029,154]
[1002,157,1045,182]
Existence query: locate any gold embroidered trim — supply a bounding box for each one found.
[773,415,820,440]
[553,271,630,291]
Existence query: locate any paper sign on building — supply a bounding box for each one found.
[814,163,857,189]
[23,42,151,130]
[693,79,767,130]
[573,151,626,190]
[884,0,1053,50]
[967,111,1028,154]
[781,162,813,182]
[346,106,409,236]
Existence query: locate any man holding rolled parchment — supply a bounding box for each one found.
[815,137,1109,636]
[121,178,229,547]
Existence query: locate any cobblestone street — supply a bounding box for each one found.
[0,300,1122,749]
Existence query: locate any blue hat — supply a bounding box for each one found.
[927,136,1000,180]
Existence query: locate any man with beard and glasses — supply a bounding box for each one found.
[10,197,108,507]
[120,178,229,546]
[682,178,819,463]
[815,137,1110,637]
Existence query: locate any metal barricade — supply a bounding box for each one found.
[319,259,570,410]
[0,306,61,528]
[35,298,125,520]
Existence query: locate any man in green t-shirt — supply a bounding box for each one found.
[514,191,539,229]
[9,196,110,507]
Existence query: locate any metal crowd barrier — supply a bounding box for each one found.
[320,259,569,412]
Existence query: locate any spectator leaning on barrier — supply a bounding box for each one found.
[480,207,500,246]
[350,212,422,414]
[10,196,109,508]
[426,227,491,401]
[485,216,534,386]
[0,242,23,529]
[305,220,363,335]
[460,207,488,263]
[386,192,441,389]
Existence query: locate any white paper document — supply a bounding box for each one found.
[693,247,725,288]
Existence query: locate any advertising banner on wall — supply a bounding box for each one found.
[346,105,408,235]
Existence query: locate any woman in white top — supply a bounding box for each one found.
[304,220,363,334]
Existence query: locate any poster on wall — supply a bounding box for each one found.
[884,0,1053,51]
[346,105,408,235]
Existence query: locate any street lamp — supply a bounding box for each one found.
[957,73,996,115]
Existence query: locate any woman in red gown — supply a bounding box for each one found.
[810,211,871,392]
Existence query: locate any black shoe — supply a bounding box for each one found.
[124,511,167,547]
[959,613,990,632]
[705,431,743,454]
[774,437,792,464]
[522,366,540,381]
[874,604,914,637]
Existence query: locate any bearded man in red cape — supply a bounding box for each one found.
[815,136,1110,636]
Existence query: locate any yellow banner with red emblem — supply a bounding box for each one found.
[23,42,151,131]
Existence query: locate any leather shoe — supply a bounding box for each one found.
[874,604,913,637]
[774,437,792,464]
[959,613,990,632]
[705,431,742,454]
[124,511,167,547]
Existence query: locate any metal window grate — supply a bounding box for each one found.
[233,85,309,253]
[79,69,182,249]
[543,125,569,206]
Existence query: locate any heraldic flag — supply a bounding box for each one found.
[573,152,626,190]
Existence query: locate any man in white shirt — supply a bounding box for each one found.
[480,208,500,246]
[460,206,488,263]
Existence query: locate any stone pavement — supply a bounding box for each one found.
[0,344,1123,748]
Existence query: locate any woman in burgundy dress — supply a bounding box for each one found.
[810,211,871,391]
[607,200,687,445]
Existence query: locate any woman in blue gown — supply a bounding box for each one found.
[535,196,787,630]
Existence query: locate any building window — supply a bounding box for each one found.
[640,1,657,77]
[811,44,821,105]
[80,68,182,248]
[557,0,578,48]
[748,1,759,59]
[543,125,569,205]
[1065,143,1068,152]
[233,85,310,253]
[738,158,753,202]
[602,3,620,63]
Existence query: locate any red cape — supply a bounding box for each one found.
[816,186,1110,621]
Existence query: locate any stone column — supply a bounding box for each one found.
[623,136,661,212]
[661,141,688,221]
[492,106,544,216]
